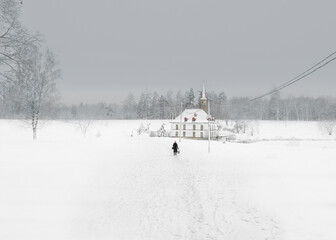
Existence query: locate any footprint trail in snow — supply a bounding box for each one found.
[82,150,283,240]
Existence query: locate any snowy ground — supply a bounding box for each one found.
[1,120,336,240]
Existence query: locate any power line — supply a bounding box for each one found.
[266,51,336,95]
[250,50,336,101]
[270,56,336,93]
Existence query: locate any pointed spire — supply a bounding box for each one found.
[201,83,207,100]
[200,83,208,113]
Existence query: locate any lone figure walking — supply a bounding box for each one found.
[172,141,179,155]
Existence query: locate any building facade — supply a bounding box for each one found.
[170,85,218,139]
[170,109,218,139]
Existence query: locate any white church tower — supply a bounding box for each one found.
[200,83,207,113]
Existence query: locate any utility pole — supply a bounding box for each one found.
[179,102,182,142]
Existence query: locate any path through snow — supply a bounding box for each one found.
[72,137,281,240]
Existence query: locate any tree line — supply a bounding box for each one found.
[3,87,335,122]
[121,89,336,122]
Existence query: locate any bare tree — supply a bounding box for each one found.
[122,92,137,119]
[234,120,245,134]
[320,121,336,136]
[0,0,40,119]
[0,0,38,72]
[268,90,281,120]
[11,44,60,139]
[0,0,21,70]
[76,120,93,137]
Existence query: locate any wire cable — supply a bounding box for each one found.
[250,50,336,101]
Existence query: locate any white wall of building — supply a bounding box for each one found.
[170,122,218,139]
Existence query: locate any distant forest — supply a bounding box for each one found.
[1,88,336,121]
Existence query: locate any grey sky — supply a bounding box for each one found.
[21,0,336,104]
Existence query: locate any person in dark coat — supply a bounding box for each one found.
[172,141,179,155]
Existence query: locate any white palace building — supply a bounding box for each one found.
[170,84,218,139]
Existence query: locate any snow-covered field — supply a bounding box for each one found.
[1,120,336,240]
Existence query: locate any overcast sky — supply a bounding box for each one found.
[21,0,336,104]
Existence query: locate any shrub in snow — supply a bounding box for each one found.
[75,120,93,137]
[136,123,151,135]
[149,131,156,137]
[319,121,336,135]
[234,120,248,134]
[248,121,259,136]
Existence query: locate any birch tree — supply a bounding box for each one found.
[1,0,40,117]
[14,44,60,139]
[0,0,38,71]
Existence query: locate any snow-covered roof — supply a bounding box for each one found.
[171,109,215,123]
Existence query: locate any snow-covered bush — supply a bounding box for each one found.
[248,120,259,136]
[320,121,336,135]
[75,120,94,137]
[234,120,248,134]
[149,123,170,137]
[136,123,151,135]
